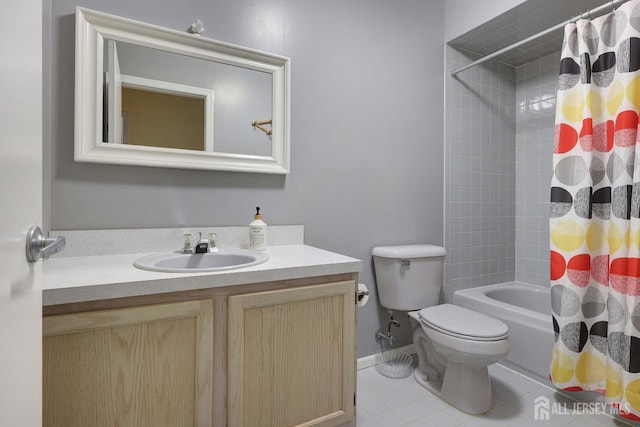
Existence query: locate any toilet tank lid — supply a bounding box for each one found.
[372,244,446,259]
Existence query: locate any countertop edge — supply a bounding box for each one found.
[42,245,363,306]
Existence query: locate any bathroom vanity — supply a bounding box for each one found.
[42,233,361,427]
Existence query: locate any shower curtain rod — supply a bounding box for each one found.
[450,0,627,77]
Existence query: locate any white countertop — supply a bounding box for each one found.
[43,244,362,306]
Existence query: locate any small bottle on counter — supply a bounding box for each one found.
[249,207,267,251]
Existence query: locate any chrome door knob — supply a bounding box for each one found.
[26,226,66,262]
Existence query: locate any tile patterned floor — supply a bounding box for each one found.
[356,363,637,426]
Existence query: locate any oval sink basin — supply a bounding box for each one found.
[134,249,269,273]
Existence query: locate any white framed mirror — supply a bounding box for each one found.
[75,7,290,174]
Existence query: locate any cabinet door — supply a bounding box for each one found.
[228,281,356,427]
[43,300,213,427]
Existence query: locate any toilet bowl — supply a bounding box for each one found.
[408,304,510,414]
[372,244,511,415]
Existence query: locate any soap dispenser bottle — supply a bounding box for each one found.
[249,207,267,251]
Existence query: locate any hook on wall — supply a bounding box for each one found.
[251,119,272,136]
[188,18,204,35]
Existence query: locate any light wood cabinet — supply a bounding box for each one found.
[43,275,358,427]
[43,300,214,427]
[227,280,356,427]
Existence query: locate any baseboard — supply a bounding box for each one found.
[357,344,415,370]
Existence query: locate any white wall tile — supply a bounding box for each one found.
[445,48,558,295]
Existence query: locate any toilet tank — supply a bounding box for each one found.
[372,244,446,311]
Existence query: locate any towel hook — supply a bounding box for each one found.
[251,119,272,136]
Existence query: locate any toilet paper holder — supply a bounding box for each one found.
[356,283,370,308]
[356,287,369,303]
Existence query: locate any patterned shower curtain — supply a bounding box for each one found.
[550,0,640,421]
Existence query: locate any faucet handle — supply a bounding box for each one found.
[182,233,193,253]
[208,232,219,252]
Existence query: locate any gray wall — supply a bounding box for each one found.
[44,0,445,357]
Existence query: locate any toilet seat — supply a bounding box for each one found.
[418,304,508,342]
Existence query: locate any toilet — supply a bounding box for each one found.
[372,244,510,415]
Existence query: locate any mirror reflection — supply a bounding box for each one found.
[103,40,273,157]
[75,7,290,174]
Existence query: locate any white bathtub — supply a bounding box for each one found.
[453,282,554,381]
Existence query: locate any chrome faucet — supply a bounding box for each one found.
[182,232,218,254]
[194,232,209,254]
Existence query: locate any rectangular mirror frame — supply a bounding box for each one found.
[75,7,290,174]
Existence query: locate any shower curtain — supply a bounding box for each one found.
[550,0,640,421]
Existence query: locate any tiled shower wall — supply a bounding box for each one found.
[444,47,560,301]
[444,47,516,303]
[515,52,559,287]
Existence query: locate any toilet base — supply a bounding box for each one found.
[413,360,493,415]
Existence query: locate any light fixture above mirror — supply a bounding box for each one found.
[75,7,290,174]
